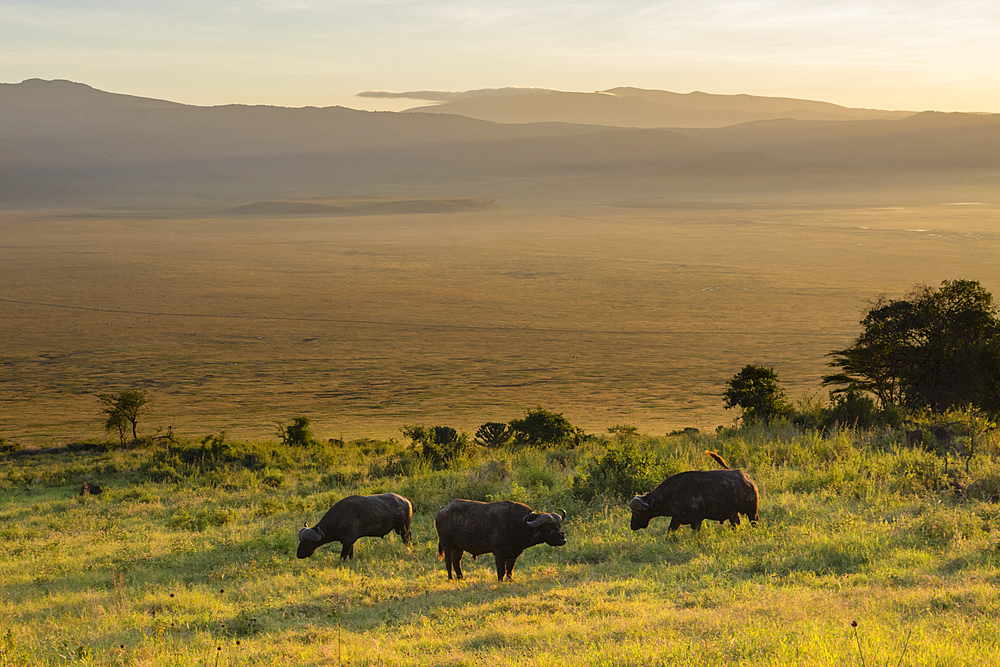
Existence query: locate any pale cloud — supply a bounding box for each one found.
[1,0,997,111]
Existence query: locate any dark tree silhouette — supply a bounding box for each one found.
[509,407,580,448]
[824,280,1000,414]
[475,422,513,449]
[723,365,792,425]
[97,390,149,444]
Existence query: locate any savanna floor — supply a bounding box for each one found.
[2,203,998,445]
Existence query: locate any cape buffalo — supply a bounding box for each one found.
[435,499,567,581]
[297,492,412,560]
[629,452,758,532]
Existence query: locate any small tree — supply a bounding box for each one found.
[723,365,792,425]
[509,407,581,448]
[97,390,149,444]
[276,416,314,447]
[475,422,513,449]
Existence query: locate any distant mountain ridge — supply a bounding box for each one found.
[360,86,913,128]
[1,79,997,207]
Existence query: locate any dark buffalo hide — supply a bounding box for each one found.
[435,499,567,581]
[297,492,412,560]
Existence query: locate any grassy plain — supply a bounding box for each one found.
[3,426,1000,666]
[2,202,998,444]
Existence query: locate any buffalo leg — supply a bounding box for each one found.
[668,517,682,532]
[728,514,741,528]
[452,550,464,580]
[340,541,355,560]
[691,520,703,531]
[443,547,455,580]
[398,524,412,545]
[505,557,518,581]
[494,552,518,581]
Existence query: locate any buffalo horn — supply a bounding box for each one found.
[557,508,567,522]
[298,526,324,542]
[525,513,555,527]
[629,496,650,511]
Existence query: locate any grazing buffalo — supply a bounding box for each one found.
[435,499,567,581]
[297,492,412,560]
[80,482,103,496]
[629,452,758,532]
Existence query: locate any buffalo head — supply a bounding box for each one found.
[525,509,567,546]
[297,524,325,559]
[629,495,653,531]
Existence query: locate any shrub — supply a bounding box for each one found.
[475,422,513,449]
[825,388,879,429]
[0,437,20,454]
[509,407,581,449]
[723,365,793,425]
[138,432,285,483]
[277,417,314,447]
[572,442,675,502]
[401,425,471,470]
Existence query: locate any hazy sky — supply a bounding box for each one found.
[2,1,998,112]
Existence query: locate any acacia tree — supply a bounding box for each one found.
[97,390,149,444]
[824,280,1000,415]
[723,365,792,425]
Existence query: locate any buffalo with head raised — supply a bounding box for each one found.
[435,499,567,581]
[297,492,412,560]
[629,452,758,532]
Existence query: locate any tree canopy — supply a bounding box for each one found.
[722,364,792,424]
[509,407,581,448]
[824,279,1000,415]
[97,390,149,444]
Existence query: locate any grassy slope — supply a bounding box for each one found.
[3,426,1000,666]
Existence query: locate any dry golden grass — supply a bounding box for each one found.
[1,202,998,444]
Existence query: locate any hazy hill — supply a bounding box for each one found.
[1,79,996,207]
[676,112,1000,169]
[361,86,913,127]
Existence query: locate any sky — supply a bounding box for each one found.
[2,0,998,113]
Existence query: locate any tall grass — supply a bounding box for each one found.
[2,423,1000,665]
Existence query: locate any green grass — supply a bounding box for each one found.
[3,426,1000,665]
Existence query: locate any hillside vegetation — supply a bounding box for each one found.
[3,419,1000,665]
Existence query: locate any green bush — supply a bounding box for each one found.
[401,425,471,470]
[824,388,879,429]
[0,437,21,454]
[509,407,582,449]
[723,365,793,425]
[277,416,314,447]
[476,422,514,449]
[572,442,676,502]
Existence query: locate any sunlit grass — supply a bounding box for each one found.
[3,426,1000,664]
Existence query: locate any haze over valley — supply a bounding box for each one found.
[0,79,997,443]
